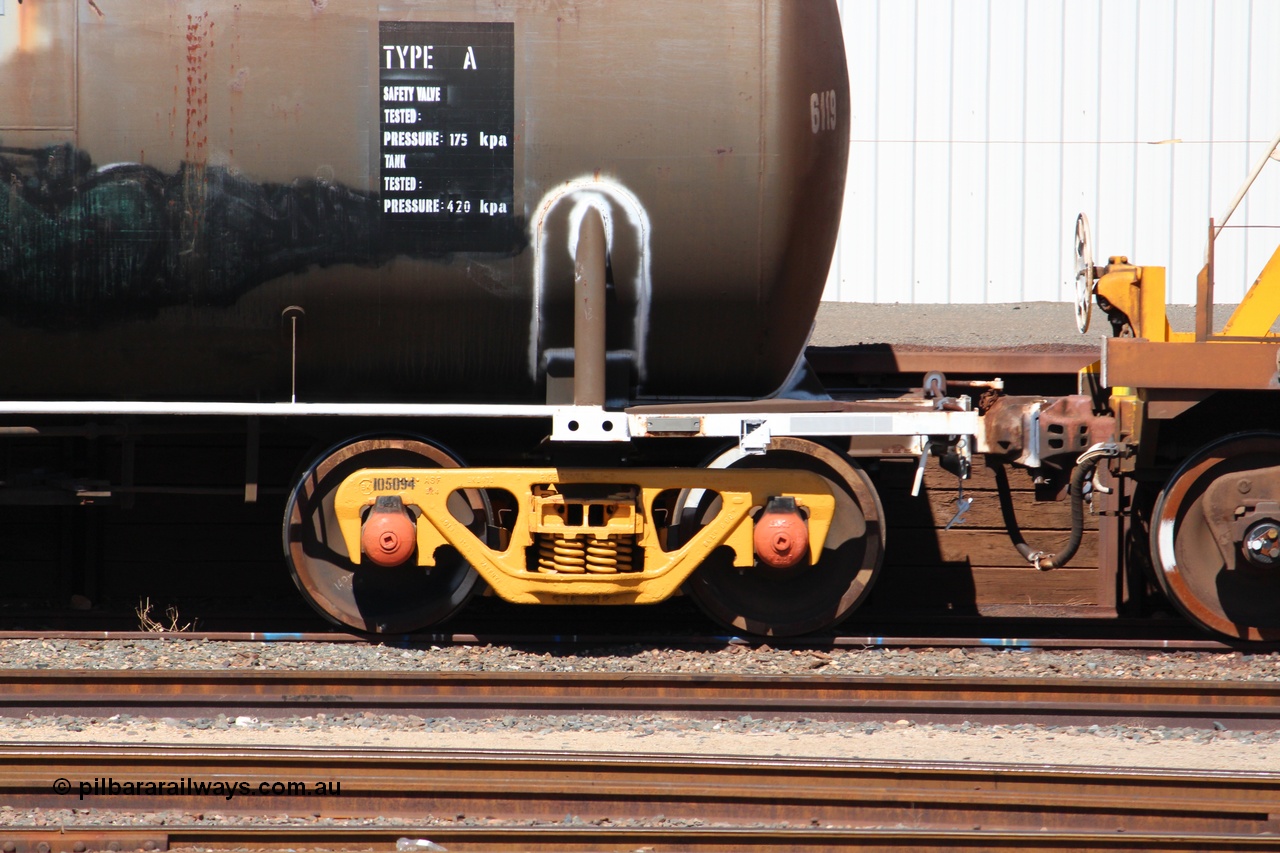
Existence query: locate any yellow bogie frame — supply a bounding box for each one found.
[333,467,837,606]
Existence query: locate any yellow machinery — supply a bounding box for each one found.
[331,466,836,606]
[1077,130,1280,641]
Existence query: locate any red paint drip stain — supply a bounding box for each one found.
[184,13,212,164]
[182,13,214,260]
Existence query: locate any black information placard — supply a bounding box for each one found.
[378,21,515,251]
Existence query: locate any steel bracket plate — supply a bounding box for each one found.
[1103,338,1280,390]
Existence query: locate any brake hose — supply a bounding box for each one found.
[1017,442,1122,570]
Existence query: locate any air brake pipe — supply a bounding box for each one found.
[574,207,607,407]
[1018,443,1122,571]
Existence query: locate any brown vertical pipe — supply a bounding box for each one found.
[574,208,607,406]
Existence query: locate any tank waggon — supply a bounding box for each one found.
[0,0,847,404]
[17,1,1278,647]
[1,0,897,637]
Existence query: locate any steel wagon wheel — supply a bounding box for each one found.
[681,437,884,637]
[283,436,486,634]
[1150,432,1280,641]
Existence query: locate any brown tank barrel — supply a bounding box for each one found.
[0,1,850,404]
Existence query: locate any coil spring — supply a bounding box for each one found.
[537,536,635,574]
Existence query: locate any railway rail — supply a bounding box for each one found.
[7,827,1280,853]
[0,669,1276,728]
[0,628,1241,652]
[3,744,1280,851]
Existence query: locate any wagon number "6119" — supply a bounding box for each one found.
[810,89,838,134]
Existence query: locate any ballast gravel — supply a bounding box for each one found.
[2,638,1280,829]
[5,709,1280,829]
[0,639,1276,763]
[3,637,1279,681]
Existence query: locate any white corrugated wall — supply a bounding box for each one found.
[825,0,1280,305]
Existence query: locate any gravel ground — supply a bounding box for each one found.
[0,639,1278,789]
[3,638,1277,682]
[5,711,1280,828]
[810,301,1229,347]
[3,639,1280,828]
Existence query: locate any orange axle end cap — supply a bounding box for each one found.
[361,496,417,567]
[753,501,809,569]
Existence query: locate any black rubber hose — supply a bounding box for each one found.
[1013,444,1118,570]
